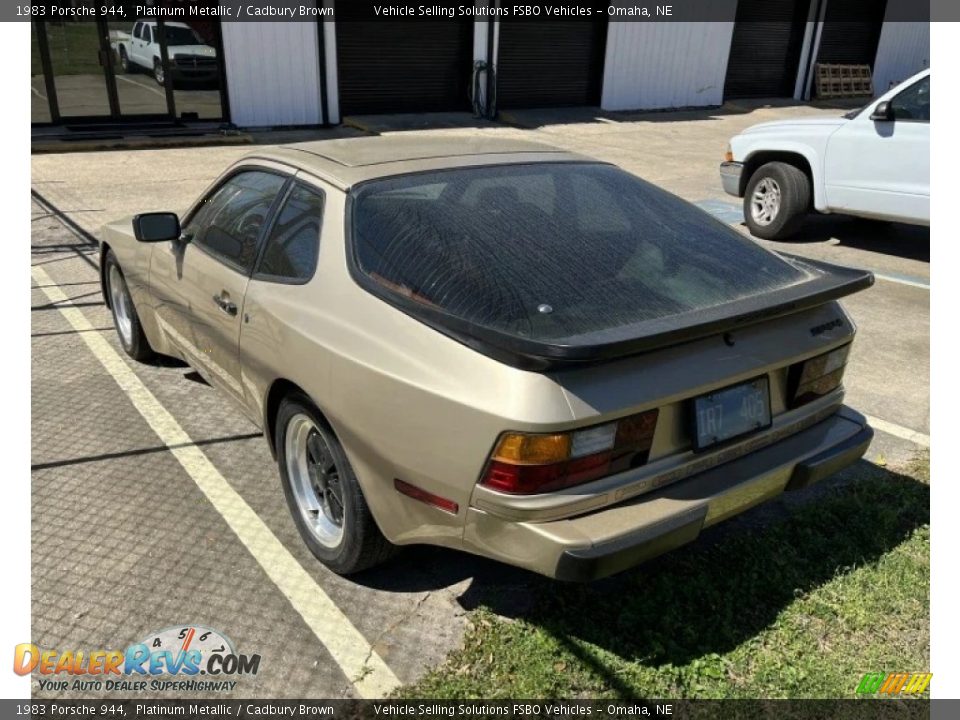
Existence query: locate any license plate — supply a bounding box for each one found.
[692,377,772,451]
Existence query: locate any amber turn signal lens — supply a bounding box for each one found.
[494,433,571,464]
[481,409,659,495]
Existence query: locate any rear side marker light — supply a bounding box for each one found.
[394,478,459,515]
[480,409,659,495]
[789,344,851,408]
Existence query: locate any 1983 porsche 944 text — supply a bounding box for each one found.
[100,137,874,581]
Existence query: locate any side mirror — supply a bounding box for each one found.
[869,100,894,122]
[132,212,181,242]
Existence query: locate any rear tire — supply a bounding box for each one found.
[743,161,810,240]
[118,47,132,73]
[276,393,395,575]
[104,250,155,362]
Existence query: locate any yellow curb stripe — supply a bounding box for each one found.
[32,265,401,699]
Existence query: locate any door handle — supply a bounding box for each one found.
[212,293,237,316]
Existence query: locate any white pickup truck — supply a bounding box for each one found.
[721,69,930,240]
[111,20,218,87]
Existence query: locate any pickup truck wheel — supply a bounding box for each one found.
[276,394,395,575]
[118,47,132,74]
[104,251,155,362]
[743,162,810,240]
[153,58,165,86]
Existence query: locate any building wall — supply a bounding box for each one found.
[600,5,737,111]
[872,14,929,94]
[221,21,324,127]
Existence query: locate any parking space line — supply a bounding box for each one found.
[872,272,929,290]
[115,75,168,99]
[31,265,402,699]
[863,413,930,448]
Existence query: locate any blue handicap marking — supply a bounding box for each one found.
[694,199,744,225]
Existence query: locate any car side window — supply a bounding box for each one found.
[186,170,288,274]
[256,184,324,282]
[890,76,930,122]
[133,22,142,40]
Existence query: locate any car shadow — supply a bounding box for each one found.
[771,215,930,263]
[353,459,928,673]
[148,354,190,370]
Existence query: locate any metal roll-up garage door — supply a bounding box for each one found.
[816,0,888,67]
[724,0,812,99]
[496,20,608,109]
[335,1,473,115]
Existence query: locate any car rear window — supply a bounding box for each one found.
[350,163,807,343]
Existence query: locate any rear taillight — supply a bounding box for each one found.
[479,410,659,495]
[789,344,850,408]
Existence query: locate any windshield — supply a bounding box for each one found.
[350,163,807,343]
[164,26,203,46]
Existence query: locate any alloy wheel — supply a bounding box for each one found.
[108,264,134,349]
[285,414,345,548]
[750,177,782,227]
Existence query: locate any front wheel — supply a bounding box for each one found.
[153,58,165,86]
[743,161,811,240]
[276,393,395,575]
[104,251,155,362]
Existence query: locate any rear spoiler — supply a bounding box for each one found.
[358,256,874,371]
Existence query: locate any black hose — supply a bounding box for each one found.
[471,59,497,119]
[472,60,487,118]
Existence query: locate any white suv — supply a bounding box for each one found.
[721,69,930,240]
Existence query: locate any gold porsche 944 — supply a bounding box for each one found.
[100,136,873,581]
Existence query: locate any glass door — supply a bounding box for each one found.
[30,22,54,123]
[41,20,115,120]
[108,19,175,118]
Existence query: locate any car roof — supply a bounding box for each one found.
[238,135,592,190]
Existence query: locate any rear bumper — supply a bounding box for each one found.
[463,406,872,582]
[720,161,744,197]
